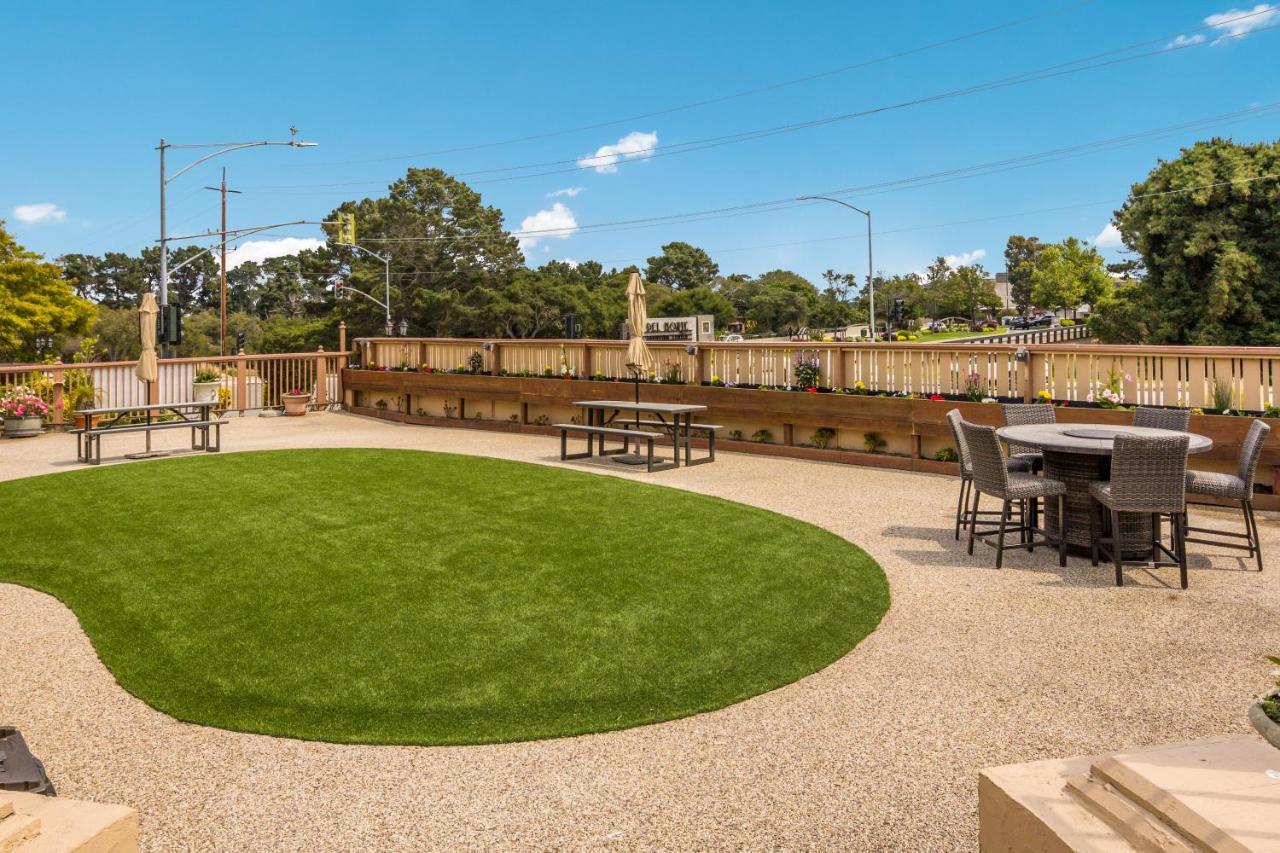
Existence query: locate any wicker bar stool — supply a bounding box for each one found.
[1088,433,1191,588]
[1133,406,1191,431]
[959,420,1067,569]
[1001,403,1056,471]
[1185,418,1270,572]
[946,410,1032,540]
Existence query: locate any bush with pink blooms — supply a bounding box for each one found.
[0,386,50,420]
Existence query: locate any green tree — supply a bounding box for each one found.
[1030,237,1110,317]
[942,264,1001,321]
[89,306,142,361]
[649,286,735,328]
[1089,281,1151,344]
[326,168,522,338]
[1003,235,1042,315]
[0,220,96,360]
[644,242,719,291]
[1113,138,1280,344]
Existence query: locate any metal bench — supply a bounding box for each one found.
[553,423,672,472]
[619,419,722,466]
[70,419,222,465]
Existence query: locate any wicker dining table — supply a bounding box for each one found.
[994,423,1212,556]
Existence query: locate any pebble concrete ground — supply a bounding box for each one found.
[2,411,1278,851]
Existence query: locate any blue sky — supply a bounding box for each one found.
[4,1,1278,283]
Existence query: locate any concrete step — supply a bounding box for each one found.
[1064,773,1193,853]
[980,735,1280,853]
[0,799,42,853]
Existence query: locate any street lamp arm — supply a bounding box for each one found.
[339,284,389,311]
[164,139,318,183]
[797,194,869,216]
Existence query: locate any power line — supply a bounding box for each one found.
[242,8,1279,193]
[290,102,1277,245]
[251,0,1102,171]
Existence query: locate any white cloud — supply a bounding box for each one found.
[1206,3,1278,40]
[577,131,659,174]
[12,202,67,224]
[1093,222,1124,248]
[515,202,578,253]
[944,248,987,267]
[224,237,324,270]
[1167,4,1276,47]
[547,187,583,198]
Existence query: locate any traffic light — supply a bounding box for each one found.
[235,331,246,354]
[335,279,346,300]
[337,212,356,244]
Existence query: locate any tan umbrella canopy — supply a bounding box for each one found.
[135,293,159,384]
[623,272,654,379]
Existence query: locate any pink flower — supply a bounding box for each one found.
[1086,391,1095,403]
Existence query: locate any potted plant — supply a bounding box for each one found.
[281,387,310,416]
[1,387,49,438]
[1249,656,1280,750]
[192,366,222,403]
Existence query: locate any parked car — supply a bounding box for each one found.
[722,334,744,342]
[1030,314,1055,328]
[1007,316,1030,330]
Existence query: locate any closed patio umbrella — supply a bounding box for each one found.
[624,272,654,402]
[135,293,159,384]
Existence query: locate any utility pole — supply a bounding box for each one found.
[157,130,317,358]
[204,168,241,356]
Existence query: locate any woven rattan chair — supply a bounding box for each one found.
[1185,418,1270,571]
[1088,433,1191,588]
[1132,406,1191,431]
[959,420,1067,569]
[946,410,1032,540]
[1001,403,1056,471]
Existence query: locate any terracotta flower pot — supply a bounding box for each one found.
[282,393,310,416]
[1250,693,1280,750]
[71,411,100,430]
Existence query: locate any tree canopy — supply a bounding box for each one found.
[0,221,96,360]
[1108,138,1280,344]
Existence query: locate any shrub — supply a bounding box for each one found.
[751,429,773,443]
[1265,403,1280,419]
[809,427,836,449]
[193,367,222,383]
[934,447,959,462]
[793,353,820,389]
[1211,377,1237,414]
[728,429,743,441]
[1059,318,1075,326]
[468,351,484,374]
[863,432,887,453]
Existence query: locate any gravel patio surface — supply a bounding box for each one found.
[2,411,1277,851]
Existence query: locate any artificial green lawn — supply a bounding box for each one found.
[1,449,887,745]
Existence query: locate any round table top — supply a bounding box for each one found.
[995,423,1213,456]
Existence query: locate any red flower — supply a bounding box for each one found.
[929,394,944,401]
[806,386,818,393]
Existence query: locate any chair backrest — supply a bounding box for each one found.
[1107,433,1190,513]
[959,420,1011,498]
[1132,406,1191,431]
[945,409,973,474]
[1237,418,1271,493]
[1002,403,1056,457]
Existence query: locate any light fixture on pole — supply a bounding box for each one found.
[157,127,317,356]
[398,318,409,337]
[798,195,875,340]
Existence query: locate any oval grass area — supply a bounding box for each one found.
[0,448,888,745]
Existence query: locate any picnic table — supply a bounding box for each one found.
[555,400,719,472]
[70,401,222,465]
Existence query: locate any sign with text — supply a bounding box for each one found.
[643,315,715,341]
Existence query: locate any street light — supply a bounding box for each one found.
[398,318,409,337]
[798,195,875,340]
[336,242,393,335]
[157,127,317,352]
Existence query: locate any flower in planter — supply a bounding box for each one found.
[929,393,945,401]
[805,386,818,394]
[1034,389,1053,404]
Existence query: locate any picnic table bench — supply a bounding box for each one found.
[69,402,222,465]
[556,400,719,472]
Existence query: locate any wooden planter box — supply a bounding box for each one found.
[341,370,1280,506]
